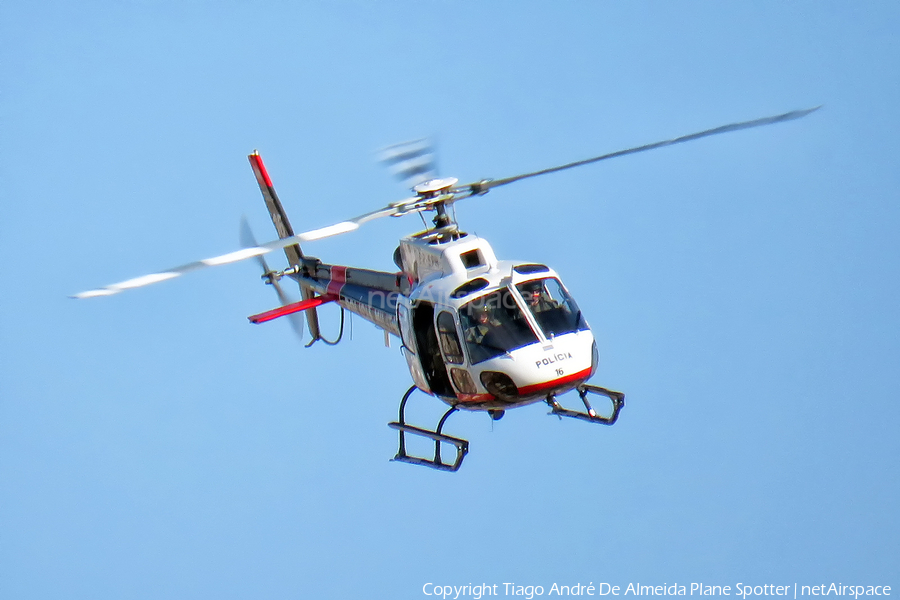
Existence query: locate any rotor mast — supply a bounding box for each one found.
[413,177,460,232]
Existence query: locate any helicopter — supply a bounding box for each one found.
[74,106,819,471]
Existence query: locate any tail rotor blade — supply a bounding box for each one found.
[240,216,274,276]
[271,278,305,340]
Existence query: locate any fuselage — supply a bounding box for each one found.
[291,230,597,412]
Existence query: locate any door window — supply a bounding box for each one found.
[437,311,464,365]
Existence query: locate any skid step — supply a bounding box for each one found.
[546,383,625,425]
[388,422,469,472]
[388,386,470,472]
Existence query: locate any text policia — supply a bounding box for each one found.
[421,583,892,600]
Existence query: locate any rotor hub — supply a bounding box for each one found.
[413,177,458,197]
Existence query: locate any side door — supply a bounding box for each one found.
[397,301,430,393]
[411,301,455,398]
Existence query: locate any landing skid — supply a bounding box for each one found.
[388,386,469,472]
[546,383,625,425]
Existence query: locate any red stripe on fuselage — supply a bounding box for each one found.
[454,366,593,405]
[517,366,592,396]
[455,393,494,403]
[326,266,347,297]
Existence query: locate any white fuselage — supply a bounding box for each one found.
[394,231,597,411]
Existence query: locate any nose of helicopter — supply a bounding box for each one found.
[472,331,596,407]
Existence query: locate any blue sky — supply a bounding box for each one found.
[2,2,898,598]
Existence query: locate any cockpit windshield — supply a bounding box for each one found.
[459,288,538,364]
[516,277,588,338]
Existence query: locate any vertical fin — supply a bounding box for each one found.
[248,151,322,340]
[248,151,302,264]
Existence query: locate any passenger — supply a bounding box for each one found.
[466,306,500,344]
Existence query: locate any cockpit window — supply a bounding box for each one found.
[516,278,588,337]
[459,288,538,364]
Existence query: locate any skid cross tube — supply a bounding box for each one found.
[546,383,625,425]
[388,385,469,472]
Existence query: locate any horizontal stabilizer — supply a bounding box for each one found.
[248,294,337,324]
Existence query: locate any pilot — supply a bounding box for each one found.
[521,284,558,313]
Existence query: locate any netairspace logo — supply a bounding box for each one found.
[421,583,893,600]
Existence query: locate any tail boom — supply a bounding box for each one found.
[291,262,406,338]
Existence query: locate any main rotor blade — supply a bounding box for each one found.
[464,106,821,193]
[239,215,275,276]
[72,202,411,299]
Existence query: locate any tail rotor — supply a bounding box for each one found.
[240,217,305,341]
